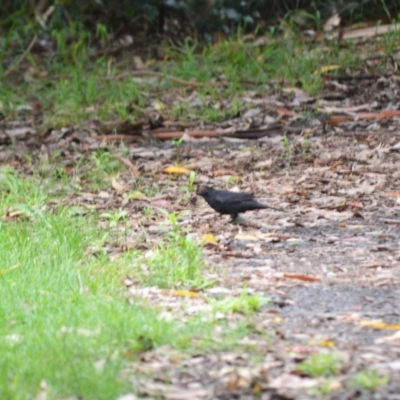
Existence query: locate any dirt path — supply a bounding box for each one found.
[3,54,400,400]
[102,129,398,399]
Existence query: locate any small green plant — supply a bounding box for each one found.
[91,151,120,174]
[227,175,241,185]
[143,205,154,219]
[211,288,268,316]
[137,210,211,289]
[51,24,90,64]
[281,133,292,166]
[188,171,196,192]
[349,370,389,391]
[310,378,340,396]
[301,131,311,160]
[171,102,190,118]
[178,171,197,200]
[96,23,108,47]
[296,353,340,377]
[172,136,184,163]
[99,209,128,245]
[99,210,128,228]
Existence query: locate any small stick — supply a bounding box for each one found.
[4,36,37,77]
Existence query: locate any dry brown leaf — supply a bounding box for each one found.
[323,13,341,32]
[118,157,140,176]
[111,176,129,192]
[384,191,400,198]
[281,273,321,282]
[212,169,238,177]
[375,331,400,344]
[234,234,259,241]
[268,374,318,390]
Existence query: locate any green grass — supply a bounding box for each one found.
[0,25,364,128]
[349,370,389,391]
[0,168,218,399]
[211,288,269,316]
[133,210,212,289]
[296,352,341,377]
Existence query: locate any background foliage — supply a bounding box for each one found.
[1,0,400,40]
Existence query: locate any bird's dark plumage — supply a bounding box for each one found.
[196,185,282,221]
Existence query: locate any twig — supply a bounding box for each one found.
[4,36,37,77]
[117,156,140,176]
[338,130,400,136]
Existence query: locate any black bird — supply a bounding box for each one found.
[196,185,283,221]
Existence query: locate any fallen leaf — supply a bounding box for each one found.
[127,190,148,200]
[314,65,341,75]
[117,157,140,176]
[133,56,146,70]
[375,331,400,344]
[319,339,335,347]
[360,320,400,330]
[111,176,129,192]
[268,374,318,390]
[276,107,294,116]
[201,233,218,243]
[212,169,238,177]
[385,191,400,198]
[323,13,341,32]
[163,166,192,174]
[281,273,321,282]
[150,199,171,207]
[172,290,199,298]
[234,233,259,241]
[3,210,31,221]
[152,100,167,111]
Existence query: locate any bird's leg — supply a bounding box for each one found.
[231,214,247,225]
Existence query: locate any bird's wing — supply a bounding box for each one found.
[227,192,255,203]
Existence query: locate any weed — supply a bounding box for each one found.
[172,101,191,118]
[349,370,389,390]
[91,150,120,174]
[301,130,311,159]
[96,23,108,46]
[52,23,90,64]
[281,133,292,166]
[310,379,339,396]
[137,210,210,289]
[188,171,196,192]
[143,205,155,219]
[172,136,184,163]
[100,209,128,228]
[99,209,129,245]
[211,288,269,316]
[1,26,364,126]
[296,353,341,377]
[227,175,241,185]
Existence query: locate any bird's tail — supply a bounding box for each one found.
[259,204,284,212]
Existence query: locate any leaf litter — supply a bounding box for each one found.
[4,39,400,399]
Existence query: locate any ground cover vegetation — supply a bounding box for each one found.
[1,0,400,399]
